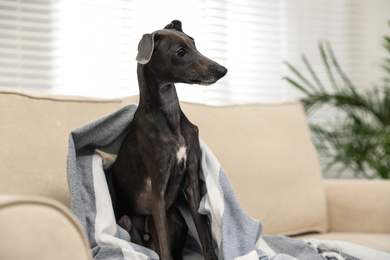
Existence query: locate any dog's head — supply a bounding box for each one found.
[136,20,227,86]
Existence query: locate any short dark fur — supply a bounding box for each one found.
[113,20,227,260]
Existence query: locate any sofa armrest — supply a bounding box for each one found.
[0,195,92,260]
[324,180,390,233]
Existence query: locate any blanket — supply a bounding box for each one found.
[67,104,363,260]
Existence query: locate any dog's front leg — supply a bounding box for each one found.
[185,157,217,260]
[149,159,174,260]
[150,189,171,260]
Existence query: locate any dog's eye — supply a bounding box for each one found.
[177,48,185,57]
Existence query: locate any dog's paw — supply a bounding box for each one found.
[204,251,218,260]
[117,215,133,233]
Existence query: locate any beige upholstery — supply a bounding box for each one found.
[0,195,91,260]
[1,88,389,257]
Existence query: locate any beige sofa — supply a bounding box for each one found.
[1,88,389,259]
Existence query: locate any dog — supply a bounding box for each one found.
[113,20,227,260]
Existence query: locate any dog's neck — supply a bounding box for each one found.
[137,64,182,133]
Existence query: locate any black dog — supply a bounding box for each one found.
[113,20,227,260]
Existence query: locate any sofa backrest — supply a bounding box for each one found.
[0,89,137,207]
[1,89,328,236]
[179,102,328,235]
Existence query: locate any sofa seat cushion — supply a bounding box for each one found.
[180,102,328,236]
[293,232,390,252]
[324,180,390,234]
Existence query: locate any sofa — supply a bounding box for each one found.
[1,88,389,260]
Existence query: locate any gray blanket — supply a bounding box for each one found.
[67,104,363,260]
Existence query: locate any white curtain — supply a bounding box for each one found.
[0,0,376,105]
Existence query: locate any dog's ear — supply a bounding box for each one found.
[164,20,183,32]
[136,33,154,64]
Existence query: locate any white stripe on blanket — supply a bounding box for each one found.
[256,237,276,258]
[234,250,259,260]
[199,139,225,250]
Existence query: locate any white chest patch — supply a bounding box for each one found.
[176,146,187,162]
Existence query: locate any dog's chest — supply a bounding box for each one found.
[174,132,189,164]
[176,145,187,162]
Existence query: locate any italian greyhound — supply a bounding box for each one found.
[113,20,227,260]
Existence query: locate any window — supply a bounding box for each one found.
[1,0,388,105]
[0,0,59,91]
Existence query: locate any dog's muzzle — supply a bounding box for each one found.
[216,66,228,78]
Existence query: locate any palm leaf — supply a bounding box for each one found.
[283,22,390,179]
[302,54,326,92]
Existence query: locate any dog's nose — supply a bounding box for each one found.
[217,66,228,77]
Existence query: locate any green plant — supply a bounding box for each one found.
[284,23,390,179]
